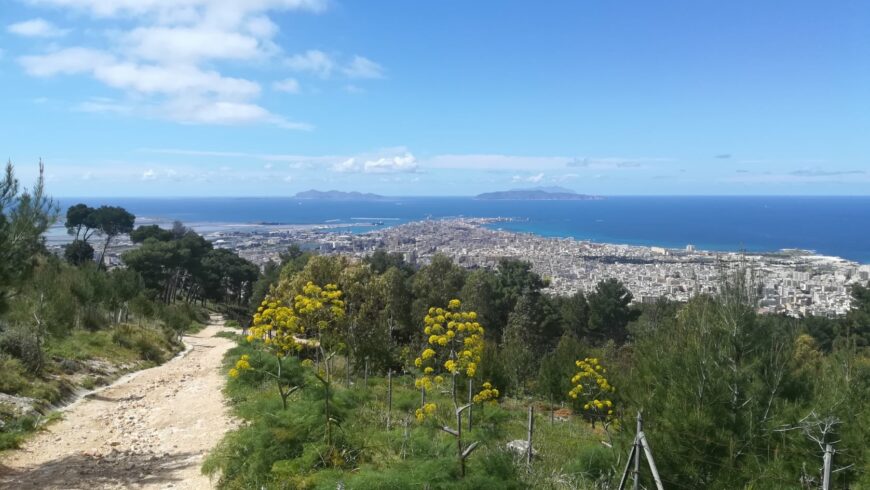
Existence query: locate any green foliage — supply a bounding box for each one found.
[411,254,466,327]
[111,324,179,362]
[537,333,586,404]
[586,278,641,344]
[219,253,870,488]
[63,239,95,265]
[0,161,57,314]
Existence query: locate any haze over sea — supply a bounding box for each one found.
[54,196,870,264]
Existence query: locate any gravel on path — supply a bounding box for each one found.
[0,315,238,490]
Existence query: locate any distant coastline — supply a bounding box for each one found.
[293,189,391,201]
[48,196,870,263]
[475,190,603,201]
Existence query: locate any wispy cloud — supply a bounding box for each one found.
[285,51,384,80]
[726,169,869,184]
[566,157,670,169]
[140,147,418,173]
[7,18,69,37]
[12,0,335,128]
[273,78,301,94]
[512,173,545,184]
[332,152,418,174]
[789,169,864,177]
[342,55,384,79]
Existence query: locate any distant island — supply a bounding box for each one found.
[294,190,390,201]
[475,186,603,201]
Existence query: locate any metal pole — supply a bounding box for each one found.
[386,369,392,430]
[458,410,465,477]
[526,405,534,466]
[639,432,664,490]
[633,411,642,490]
[618,442,638,490]
[467,378,473,430]
[822,444,833,490]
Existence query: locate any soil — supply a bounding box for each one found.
[0,315,238,489]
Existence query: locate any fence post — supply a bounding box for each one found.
[633,411,642,490]
[364,357,369,387]
[386,369,393,430]
[822,444,833,490]
[467,378,473,430]
[527,405,535,466]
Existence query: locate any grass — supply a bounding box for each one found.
[204,340,622,489]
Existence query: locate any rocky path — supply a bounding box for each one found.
[0,315,238,489]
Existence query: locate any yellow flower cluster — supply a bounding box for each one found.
[472,381,500,404]
[293,282,346,325]
[568,357,616,422]
[228,354,253,378]
[247,282,346,359]
[250,298,302,355]
[414,299,486,395]
[415,402,437,422]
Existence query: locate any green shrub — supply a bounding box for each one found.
[111,324,179,363]
[0,357,29,394]
[81,307,109,331]
[0,325,43,372]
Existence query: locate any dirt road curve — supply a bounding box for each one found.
[0,315,237,489]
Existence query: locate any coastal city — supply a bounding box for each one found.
[85,217,865,319]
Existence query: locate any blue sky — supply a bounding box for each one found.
[1,0,868,196]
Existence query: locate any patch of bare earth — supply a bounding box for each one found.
[0,315,238,489]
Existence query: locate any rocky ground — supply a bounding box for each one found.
[0,315,237,489]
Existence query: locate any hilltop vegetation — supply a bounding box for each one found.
[0,161,260,449]
[206,249,870,488]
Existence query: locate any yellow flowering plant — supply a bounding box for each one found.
[472,381,500,404]
[413,299,485,419]
[239,282,346,415]
[568,357,617,427]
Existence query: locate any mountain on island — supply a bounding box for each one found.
[293,189,390,201]
[475,186,603,200]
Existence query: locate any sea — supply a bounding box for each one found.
[50,196,870,264]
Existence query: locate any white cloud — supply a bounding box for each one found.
[283,175,294,183]
[273,77,301,93]
[75,97,134,115]
[566,157,670,169]
[285,51,384,81]
[24,0,327,20]
[14,0,329,129]
[93,62,261,98]
[141,169,157,180]
[162,97,312,129]
[7,18,69,37]
[332,158,359,173]
[512,173,545,184]
[363,153,418,173]
[122,26,266,62]
[19,47,114,76]
[342,55,383,79]
[428,154,570,171]
[285,50,335,78]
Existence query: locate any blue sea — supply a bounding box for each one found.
[53,196,870,263]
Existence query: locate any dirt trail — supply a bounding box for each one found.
[0,315,238,489]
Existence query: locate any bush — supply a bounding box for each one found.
[0,324,43,372]
[81,307,109,331]
[111,324,179,363]
[0,357,30,394]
